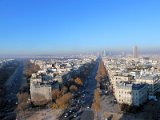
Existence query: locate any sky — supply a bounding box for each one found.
[0,0,160,55]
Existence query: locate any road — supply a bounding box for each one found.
[1,60,25,120]
[81,61,98,107]
[61,59,99,120]
[5,61,24,94]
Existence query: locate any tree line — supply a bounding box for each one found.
[92,59,108,112]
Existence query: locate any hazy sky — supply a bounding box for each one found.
[0,0,160,55]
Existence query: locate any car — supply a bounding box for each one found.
[81,100,85,104]
[73,113,79,118]
[105,91,109,96]
[64,113,69,118]
[64,111,74,118]
[77,99,80,103]
[68,108,78,114]
[69,113,78,119]
[71,111,83,119]
[113,99,117,104]
[86,106,90,109]
[82,94,85,98]
[75,116,81,120]
[71,103,77,107]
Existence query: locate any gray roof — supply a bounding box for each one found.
[139,74,159,80]
[116,81,146,90]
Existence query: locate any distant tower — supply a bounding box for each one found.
[103,49,106,57]
[109,51,112,56]
[122,51,125,57]
[133,46,138,58]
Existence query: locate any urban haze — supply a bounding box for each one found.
[0,1,160,120]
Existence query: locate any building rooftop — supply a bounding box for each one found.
[116,81,146,90]
[138,74,159,80]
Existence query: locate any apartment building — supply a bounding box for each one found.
[115,81,148,106]
[136,74,160,97]
[112,75,131,93]
[30,83,52,105]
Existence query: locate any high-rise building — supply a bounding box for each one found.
[103,49,106,57]
[122,51,126,57]
[133,46,138,58]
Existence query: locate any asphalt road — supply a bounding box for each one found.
[61,60,99,120]
[5,61,24,94]
[1,61,25,120]
[81,62,98,107]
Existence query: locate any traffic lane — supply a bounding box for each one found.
[2,63,24,119]
[61,88,94,119]
[79,65,98,106]
[61,109,82,120]
[5,65,23,94]
[61,62,99,120]
[8,69,23,91]
[5,65,23,100]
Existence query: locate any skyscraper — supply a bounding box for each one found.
[133,46,138,58]
[103,49,106,57]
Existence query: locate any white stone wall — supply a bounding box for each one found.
[30,84,52,105]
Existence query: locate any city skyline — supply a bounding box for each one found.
[1,0,160,55]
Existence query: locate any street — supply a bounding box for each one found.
[60,60,99,120]
[1,60,25,120]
